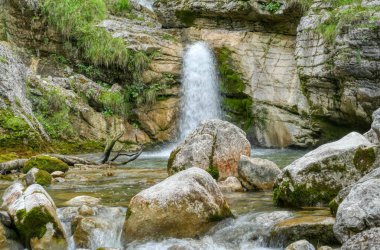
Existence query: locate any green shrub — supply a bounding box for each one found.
[260,1,282,13]
[23,156,69,173]
[34,169,52,186]
[206,166,220,180]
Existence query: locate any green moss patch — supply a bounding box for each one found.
[35,170,52,186]
[15,207,59,247]
[0,109,40,149]
[206,166,219,180]
[167,148,180,173]
[329,199,339,216]
[274,175,340,207]
[0,152,19,163]
[23,156,69,174]
[353,147,376,173]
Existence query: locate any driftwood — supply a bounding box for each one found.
[0,132,144,174]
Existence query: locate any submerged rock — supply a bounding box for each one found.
[123,167,232,241]
[25,168,52,186]
[238,156,281,191]
[341,227,380,250]
[1,183,67,249]
[168,119,251,179]
[285,240,315,250]
[333,168,380,243]
[65,196,101,207]
[270,215,337,246]
[218,176,243,192]
[274,132,377,207]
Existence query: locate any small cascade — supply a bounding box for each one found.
[125,211,292,249]
[58,206,127,250]
[179,41,222,140]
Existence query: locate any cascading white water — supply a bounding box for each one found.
[179,41,222,140]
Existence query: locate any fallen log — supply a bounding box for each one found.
[0,159,28,174]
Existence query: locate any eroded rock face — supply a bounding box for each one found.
[333,169,380,243]
[168,119,251,179]
[274,132,377,207]
[296,1,380,131]
[123,167,232,241]
[1,183,67,250]
[238,156,281,191]
[154,0,304,34]
[341,227,380,250]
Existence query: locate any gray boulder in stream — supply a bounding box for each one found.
[1,183,67,250]
[167,119,251,180]
[238,156,281,191]
[341,227,380,249]
[333,167,380,243]
[274,132,377,207]
[123,167,232,242]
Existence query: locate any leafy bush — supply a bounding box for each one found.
[23,155,69,173]
[260,1,282,13]
[206,166,220,180]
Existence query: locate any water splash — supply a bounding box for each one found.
[133,0,153,10]
[179,41,222,140]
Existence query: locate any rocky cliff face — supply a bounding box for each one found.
[0,0,379,152]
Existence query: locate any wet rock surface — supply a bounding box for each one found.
[123,167,232,241]
[238,156,281,191]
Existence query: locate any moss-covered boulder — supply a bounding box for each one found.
[23,155,69,174]
[168,119,251,180]
[1,183,67,249]
[274,132,377,207]
[25,168,52,186]
[123,167,232,242]
[270,216,338,247]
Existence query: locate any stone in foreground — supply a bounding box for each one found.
[1,183,67,249]
[168,119,251,179]
[333,168,380,243]
[341,227,380,250]
[238,156,281,190]
[274,132,376,207]
[270,215,337,247]
[123,167,232,242]
[285,240,315,250]
[218,176,243,192]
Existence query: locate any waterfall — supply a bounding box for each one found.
[179,41,222,140]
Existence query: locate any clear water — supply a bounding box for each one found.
[0,148,328,250]
[179,42,222,140]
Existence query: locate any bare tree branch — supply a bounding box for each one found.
[0,159,28,174]
[98,132,124,164]
[108,147,143,165]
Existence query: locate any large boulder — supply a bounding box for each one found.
[341,227,380,250]
[270,215,337,246]
[123,167,232,242]
[238,156,281,191]
[1,183,67,249]
[274,132,377,207]
[333,168,380,243]
[218,176,243,192]
[168,119,251,180]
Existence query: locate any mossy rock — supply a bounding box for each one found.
[353,147,376,173]
[273,176,340,207]
[23,156,69,174]
[329,199,339,216]
[0,152,18,163]
[34,170,52,186]
[15,207,57,246]
[175,10,196,26]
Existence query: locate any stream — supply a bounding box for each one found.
[0,148,331,249]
